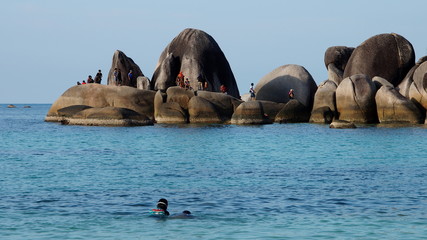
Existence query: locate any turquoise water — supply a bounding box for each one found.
[1,104,426,239]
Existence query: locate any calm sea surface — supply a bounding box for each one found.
[0,104,426,239]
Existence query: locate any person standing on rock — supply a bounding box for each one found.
[77,81,81,85]
[94,70,102,84]
[127,70,133,86]
[249,83,256,100]
[114,68,122,86]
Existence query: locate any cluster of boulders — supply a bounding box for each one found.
[311,33,426,125]
[45,29,427,127]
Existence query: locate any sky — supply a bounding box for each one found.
[1,0,426,103]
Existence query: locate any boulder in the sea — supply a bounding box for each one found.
[154,90,187,123]
[151,28,240,98]
[7,104,16,108]
[188,96,223,123]
[45,84,156,122]
[399,61,427,111]
[310,80,338,123]
[375,85,423,124]
[275,99,311,123]
[107,50,145,87]
[230,100,283,125]
[255,64,317,107]
[343,33,415,86]
[329,120,357,129]
[336,74,378,123]
[62,106,153,126]
[231,101,272,125]
[196,91,243,122]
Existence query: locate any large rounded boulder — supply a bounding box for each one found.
[107,50,145,87]
[310,80,338,123]
[398,61,427,112]
[254,64,317,107]
[324,46,354,85]
[62,107,153,126]
[336,74,378,123]
[196,91,243,121]
[343,33,415,86]
[375,85,423,124]
[151,28,240,98]
[45,84,156,122]
[275,99,311,123]
[188,96,222,123]
[231,101,272,125]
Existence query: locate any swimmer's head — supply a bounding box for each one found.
[182,210,191,215]
[157,198,168,210]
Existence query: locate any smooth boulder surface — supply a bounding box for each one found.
[196,91,243,121]
[275,99,311,123]
[107,50,145,87]
[324,46,354,85]
[166,87,195,110]
[63,107,153,126]
[255,64,317,107]
[188,96,222,123]
[137,76,151,90]
[310,80,338,123]
[336,74,378,123]
[151,28,240,98]
[406,61,427,110]
[46,84,156,122]
[375,85,423,123]
[343,33,415,86]
[154,90,187,123]
[231,101,272,125]
[329,120,356,129]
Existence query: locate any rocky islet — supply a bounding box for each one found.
[46,29,427,127]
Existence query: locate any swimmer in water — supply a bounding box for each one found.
[149,198,170,216]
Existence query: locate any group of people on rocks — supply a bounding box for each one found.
[77,70,103,85]
[175,72,210,91]
[174,72,232,95]
[76,68,136,86]
[113,68,134,86]
[76,70,296,101]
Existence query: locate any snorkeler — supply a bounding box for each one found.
[149,198,170,216]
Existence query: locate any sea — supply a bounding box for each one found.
[0,104,426,240]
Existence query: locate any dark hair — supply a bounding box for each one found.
[157,198,168,210]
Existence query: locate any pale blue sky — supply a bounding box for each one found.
[1,0,426,103]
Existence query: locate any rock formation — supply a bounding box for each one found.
[59,106,153,126]
[336,74,378,123]
[398,60,427,115]
[45,84,156,124]
[254,64,318,107]
[107,50,145,87]
[275,99,311,123]
[375,85,423,123]
[137,76,151,90]
[310,80,338,123]
[343,33,415,86]
[324,46,354,85]
[151,28,240,98]
[231,100,283,125]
